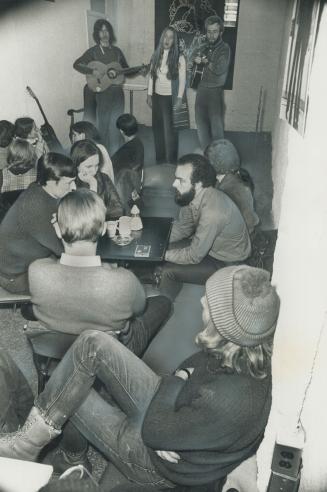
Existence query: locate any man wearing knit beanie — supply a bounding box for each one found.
[205,139,259,234]
[0,265,279,492]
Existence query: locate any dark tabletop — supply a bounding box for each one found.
[97,217,173,262]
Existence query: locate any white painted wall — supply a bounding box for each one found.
[106,0,154,126]
[0,0,90,148]
[257,6,327,491]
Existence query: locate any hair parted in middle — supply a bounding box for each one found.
[93,19,116,45]
[178,153,217,188]
[70,139,103,170]
[151,26,181,81]
[58,188,106,244]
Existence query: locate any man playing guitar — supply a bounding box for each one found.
[73,19,130,155]
[192,16,230,150]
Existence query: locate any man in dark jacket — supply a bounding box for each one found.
[0,265,279,490]
[192,16,230,150]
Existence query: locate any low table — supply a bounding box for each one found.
[98,217,173,262]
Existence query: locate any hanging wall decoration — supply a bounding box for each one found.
[280,0,322,136]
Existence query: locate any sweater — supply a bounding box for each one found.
[217,174,259,234]
[28,257,146,335]
[148,53,186,99]
[76,171,123,219]
[142,351,271,486]
[73,45,128,75]
[166,187,251,264]
[112,137,144,175]
[198,39,230,89]
[0,183,63,277]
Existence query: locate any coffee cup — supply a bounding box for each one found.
[118,216,132,238]
[107,220,118,238]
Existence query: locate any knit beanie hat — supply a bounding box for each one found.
[205,139,240,174]
[205,265,280,347]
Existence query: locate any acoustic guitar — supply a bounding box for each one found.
[189,46,214,90]
[86,61,148,93]
[26,86,63,152]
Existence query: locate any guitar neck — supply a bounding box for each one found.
[119,65,144,76]
[33,97,49,126]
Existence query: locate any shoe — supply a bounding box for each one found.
[42,445,92,477]
[0,406,61,461]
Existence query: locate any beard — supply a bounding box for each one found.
[174,186,196,206]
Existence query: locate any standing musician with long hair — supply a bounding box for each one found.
[147,26,186,164]
[73,19,128,155]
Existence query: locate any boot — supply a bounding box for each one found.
[42,444,92,477]
[0,406,61,461]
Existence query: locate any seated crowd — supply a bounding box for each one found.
[0,111,279,492]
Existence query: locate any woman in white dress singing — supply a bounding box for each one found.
[147,27,186,164]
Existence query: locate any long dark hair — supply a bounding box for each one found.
[93,19,115,45]
[151,27,180,80]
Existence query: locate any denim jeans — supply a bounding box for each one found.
[0,349,34,433]
[25,295,172,359]
[36,330,174,489]
[195,86,224,151]
[96,86,124,155]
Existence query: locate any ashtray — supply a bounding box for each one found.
[111,235,134,246]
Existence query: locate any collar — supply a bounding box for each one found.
[60,253,101,267]
[190,187,207,209]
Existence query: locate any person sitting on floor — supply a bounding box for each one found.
[205,139,259,235]
[159,153,251,300]
[0,120,15,170]
[28,188,171,357]
[71,139,123,219]
[70,120,114,182]
[112,114,144,212]
[0,265,280,491]
[14,117,48,160]
[0,152,76,294]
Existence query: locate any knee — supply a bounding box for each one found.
[77,330,113,352]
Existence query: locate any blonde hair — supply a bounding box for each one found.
[196,320,272,380]
[7,138,36,174]
[58,188,106,244]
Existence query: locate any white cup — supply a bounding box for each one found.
[107,220,118,238]
[118,216,132,238]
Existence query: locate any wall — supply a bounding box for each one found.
[106,0,154,126]
[257,5,327,491]
[0,0,90,148]
[105,0,288,132]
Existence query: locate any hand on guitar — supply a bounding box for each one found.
[147,95,152,108]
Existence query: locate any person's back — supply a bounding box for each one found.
[29,258,145,334]
[206,139,259,234]
[218,173,259,234]
[199,186,251,262]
